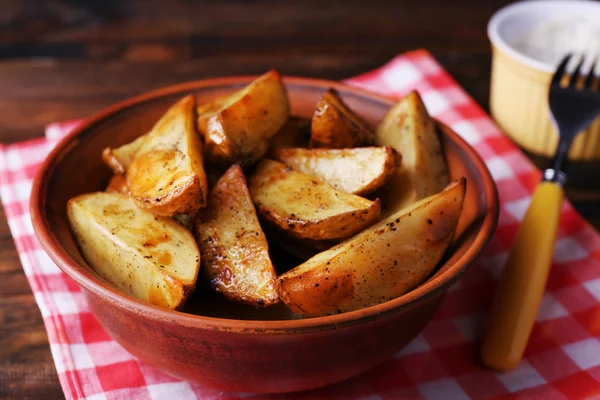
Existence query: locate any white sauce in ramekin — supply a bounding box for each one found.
[488,0,600,73]
[512,15,600,66]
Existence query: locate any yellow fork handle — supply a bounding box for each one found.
[481,181,563,371]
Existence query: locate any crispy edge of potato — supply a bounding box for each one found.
[127,94,208,216]
[375,90,449,215]
[249,159,381,241]
[105,175,129,195]
[277,178,466,317]
[309,88,376,149]
[273,146,402,196]
[67,192,200,310]
[194,164,279,306]
[101,133,148,175]
[130,165,205,217]
[106,175,195,230]
[196,69,290,166]
[356,146,402,195]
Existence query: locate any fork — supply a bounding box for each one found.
[481,54,600,371]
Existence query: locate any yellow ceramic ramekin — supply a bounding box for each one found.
[488,0,600,161]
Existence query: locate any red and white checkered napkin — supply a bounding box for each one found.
[2,50,600,400]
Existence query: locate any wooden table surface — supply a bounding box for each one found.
[1,1,599,398]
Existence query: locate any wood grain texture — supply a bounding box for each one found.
[0,0,597,398]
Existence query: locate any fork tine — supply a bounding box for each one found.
[584,57,598,91]
[569,56,585,88]
[552,54,572,86]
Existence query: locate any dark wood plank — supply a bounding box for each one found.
[1,0,509,47]
[0,51,492,144]
[0,364,64,400]
[0,259,62,399]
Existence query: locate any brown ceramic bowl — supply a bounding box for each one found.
[31,76,498,394]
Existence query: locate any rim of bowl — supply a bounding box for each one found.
[487,0,600,73]
[30,76,499,334]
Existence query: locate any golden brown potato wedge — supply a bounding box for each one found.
[102,133,148,175]
[195,164,279,306]
[267,117,310,156]
[105,175,194,229]
[197,70,290,166]
[277,178,466,317]
[127,95,209,216]
[68,192,200,310]
[376,91,449,216]
[273,146,402,196]
[249,159,381,240]
[105,175,129,195]
[310,88,376,148]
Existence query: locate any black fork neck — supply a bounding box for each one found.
[550,139,570,172]
[543,138,570,185]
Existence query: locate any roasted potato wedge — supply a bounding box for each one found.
[197,70,290,166]
[68,192,200,310]
[105,175,129,195]
[267,117,310,156]
[273,146,402,196]
[249,159,381,240]
[127,95,209,216]
[195,164,279,306]
[277,178,466,317]
[310,88,376,148]
[376,91,449,216]
[105,175,193,229]
[102,133,148,175]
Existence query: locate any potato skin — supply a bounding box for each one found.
[277,178,466,317]
[197,70,290,166]
[67,192,200,310]
[105,174,195,229]
[376,91,449,216]
[102,133,148,175]
[128,159,205,216]
[249,159,381,241]
[273,146,401,196]
[195,164,279,306]
[105,175,129,195]
[310,88,376,149]
[127,94,209,216]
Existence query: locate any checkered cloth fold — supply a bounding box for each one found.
[1,50,600,400]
